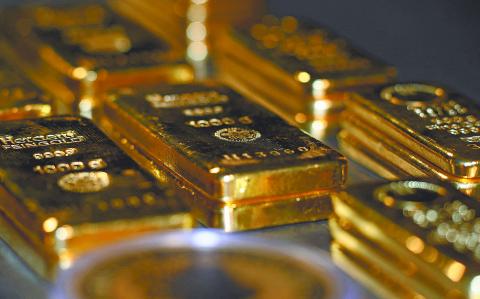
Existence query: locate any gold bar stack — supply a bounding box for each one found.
[0,116,192,278]
[102,82,347,231]
[216,15,396,138]
[0,3,193,117]
[330,180,480,299]
[340,82,480,196]
[0,56,52,120]
[108,0,267,77]
[108,0,266,49]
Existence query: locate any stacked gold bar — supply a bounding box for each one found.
[108,0,266,78]
[101,82,347,231]
[0,55,53,120]
[340,82,480,196]
[216,15,396,138]
[0,116,193,278]
[0,3,194,117]
[330,180,480,298]
[108,0,266,48]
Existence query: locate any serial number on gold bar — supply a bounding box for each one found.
[0,116,192,277]
[347,83,480,180]
[104,82,346,202]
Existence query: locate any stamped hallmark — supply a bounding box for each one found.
[58,171,110,193]
[146,91,228,108]
[214,127,261,143]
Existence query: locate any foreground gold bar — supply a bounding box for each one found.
[0,3,193,115]
[331,180,480,299]
[0,116,192,278]
[217,15,395,135]
[0,55,52,120]
[103,82,346,230]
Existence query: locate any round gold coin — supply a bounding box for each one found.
[53,231,361,299]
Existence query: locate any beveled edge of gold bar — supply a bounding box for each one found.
[217,55,346,127]
[342,112,480,186]
[217,17,396,95]
[54,212,194,270]
[332,184,479,289]
[337,129,409,181]
[0,208,55,279]
[329,217,448,298]
[0,39,56,118]
[330,242,419,299]
[99,117,334,231]
[103,83,347,202]
[1,3,193,93]
[347,83,480,178]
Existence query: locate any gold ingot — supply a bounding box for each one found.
[102,82,346,230]
[0,3,194,117]
[331,180,480,299]
[216,15,396,135]
[0,52,53,120]
[0,116,193,278]
[346,82,480,180]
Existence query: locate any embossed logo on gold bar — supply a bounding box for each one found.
[380,83,446,107]
[214,127,261,143]
[58,171,110,193]
[0,131,86,150]
[250,16,371,73]
[146,91,228,108]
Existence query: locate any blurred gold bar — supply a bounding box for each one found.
[337,130,408,181]
[108,0,267,78]
[0,3,193,117]
[102,82,346,230]
[0,55,52,120]
[216,15,396,138]
[342,82,480,194]
[108,0,267,47]
[0,116,192,278]
[331,180,480,299]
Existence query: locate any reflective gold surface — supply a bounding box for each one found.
[0,116,192,278]
[102,82,346,230]
[0,52,52,120]
[331,180,480,298]
[0,3,194,116]
[216,15,396,134]
[347,82,480,179]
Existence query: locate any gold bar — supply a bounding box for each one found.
[0,55,52,120]
[331,180,480,298]
[216,15,395,135]
[1,3,193,116]
[108,0,267,79]
[0,116,193,278]
[102,82,346,230]
[337,130,408,181]
[346,82,480,180]
[341,106,480,196]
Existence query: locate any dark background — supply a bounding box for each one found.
[268,0,480,98]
